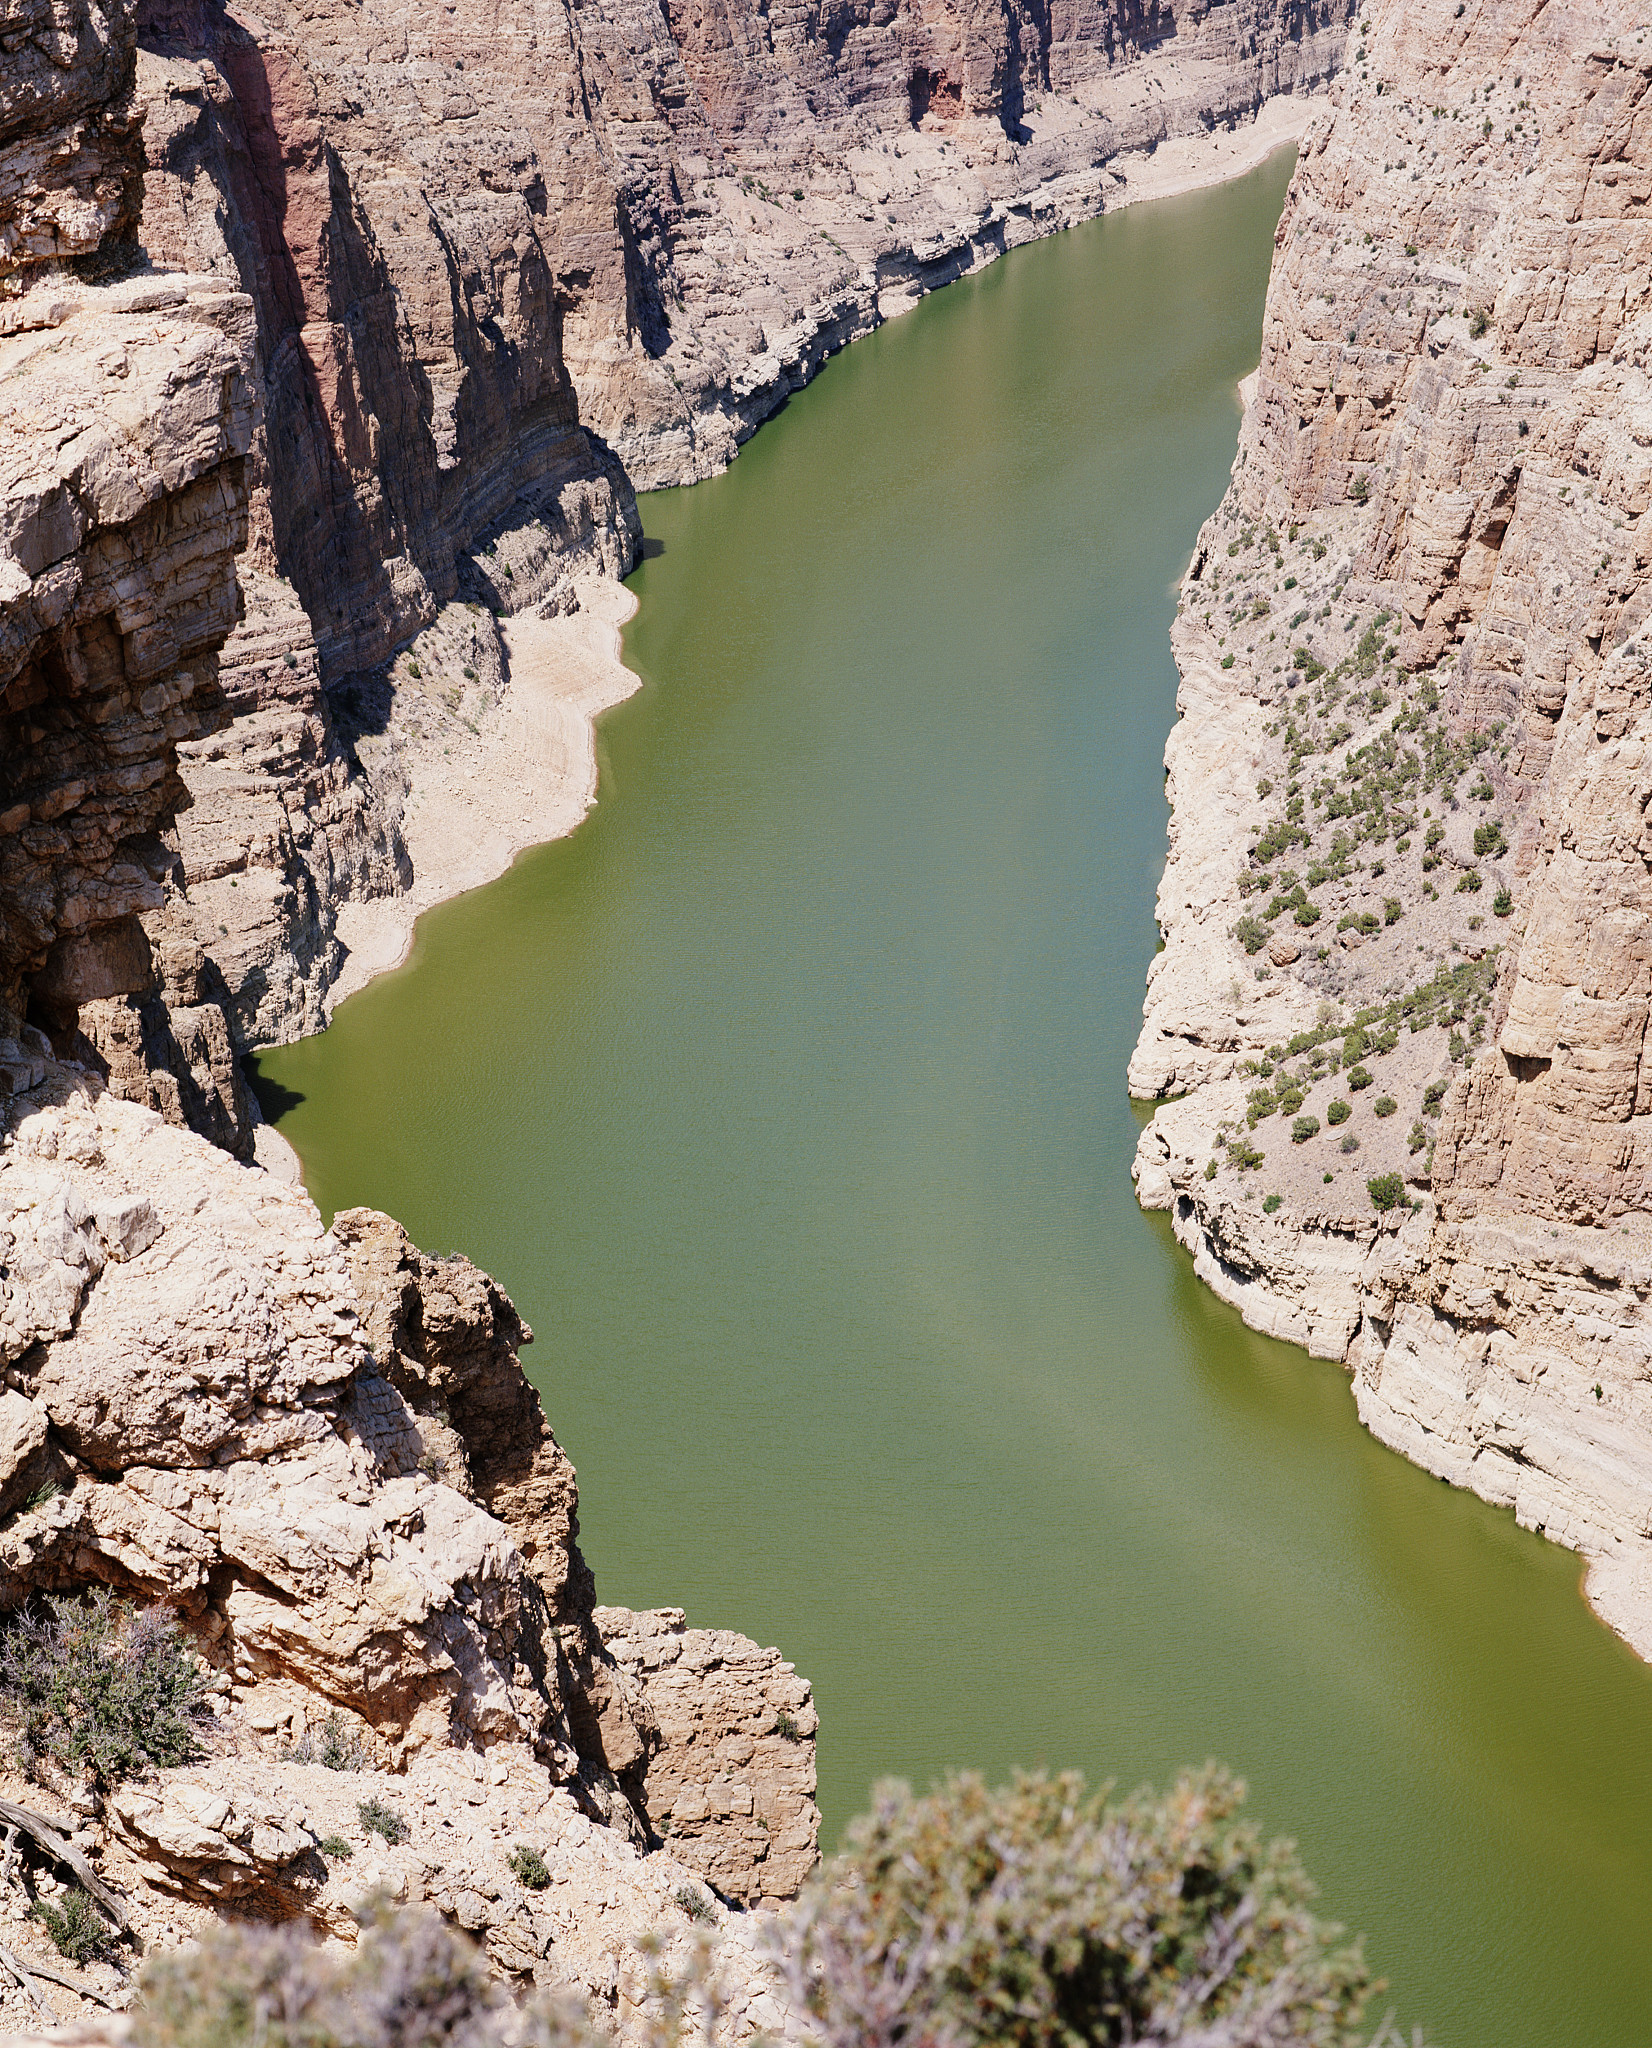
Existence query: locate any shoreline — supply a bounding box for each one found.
[317,575,642,1018]
[296,97,1322,1046]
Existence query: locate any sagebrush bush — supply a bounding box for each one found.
[0,1592,210,1783]
[1292,1115,1320,1144]
[767,1768,1378,2048]
[33,1885,120,1965]
[358,1797,408,1846]
[284,1710,367,1772]
[674,1883,715,1924]
[509,1843,551,1890]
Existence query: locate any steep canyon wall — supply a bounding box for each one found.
[1133,0,1652,1659]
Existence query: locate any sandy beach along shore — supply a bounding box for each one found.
[323,575,641,1013]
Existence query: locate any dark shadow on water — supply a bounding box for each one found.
[243,1056,306,1122]
[637,537,666,560]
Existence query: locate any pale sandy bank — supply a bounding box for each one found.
[324,575,641,1012]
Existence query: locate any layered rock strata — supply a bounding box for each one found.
[1134,0,1652,1658]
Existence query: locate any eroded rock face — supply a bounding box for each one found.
[1134,0,1652,1659]
[0,0,145,276]
[0,269,255,1043]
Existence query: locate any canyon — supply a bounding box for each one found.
[8,0,1652,2028]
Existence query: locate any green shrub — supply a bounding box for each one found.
[772,1709,805,1741]
[1263,1194,1283,1214]
[508,1843,551,1890]
[1327,1098,1352,1126]
[1372,1096,1398,1118]
[1473,821,1506,857]
[407,659,422,679]
[0,1593,209,1784]
[1234,915,1272,955]
[1347,1066,1374,1092]
[1340,1133,1360,1154]
[33,1886,119,1965]
[770,1768,1376,2048]
[1493,887,1513,917]
[358,1797,408,1846]
[1408,1121,1428,1154]
[1204,1158,1218,1181]
[674,1882,715,1923]
[1384,897,1402,925]
[319,1835,353,1859]
[1291,1115,1320,1144]
[1367,1173,1406,1211]
[1456,869,1482,893]
[1221,654,1236,669]
[1294,900,1321,927]
[283,1709,366,1772]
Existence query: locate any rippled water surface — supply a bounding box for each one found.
[257,153,1652,2045]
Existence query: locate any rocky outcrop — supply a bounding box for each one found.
[1134,0,1652,1659]
[596,1606,819,1910]
[0,1060,819,2028]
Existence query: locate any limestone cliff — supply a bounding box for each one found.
[1133,0,1652,1659]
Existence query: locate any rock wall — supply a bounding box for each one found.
[1,0,260,1150]
[1133,0,1652,1659]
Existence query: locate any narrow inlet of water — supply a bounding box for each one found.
[256,153,1652,2047]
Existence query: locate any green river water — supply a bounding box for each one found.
[255,154,1652,2045]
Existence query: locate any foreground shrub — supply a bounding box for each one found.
[132,1908,506,2048]
[1367,1173,1406,1212]
[0,1592,210,1783]
[123,1777,1414,2048]
[768,1768,1377,2048]
[1292,1115,1320,1144]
